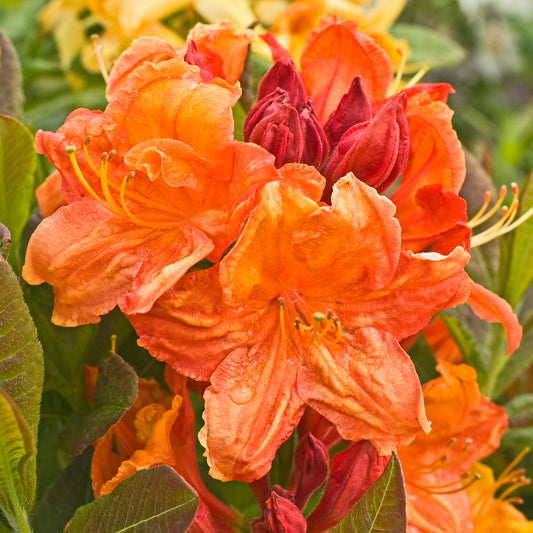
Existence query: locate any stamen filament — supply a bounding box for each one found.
[65,146,111,210]
[119,173,176,229]
[387,49,407,97]
[99,151,122,213]
[91,34,109,84]
[405,65,429,89]
[468,186,507,229]
[279,298,287,342]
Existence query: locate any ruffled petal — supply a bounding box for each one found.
[330,247,471,339]
[300,18,393,122]
[467,281,522,355]
[294,173,401,294]
[23,201,213,325]
[201,305,305,482]
[129,266,256,381]
[297,327,429,455]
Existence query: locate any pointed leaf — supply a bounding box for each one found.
[502,170,533,308]
[332,454,406,533]
[0,256,43,508]
[0,115,36,257]
[0,387,32,529]
[65,465,199,533]
[391,24,465,70]
[59,351,138,457]
[0,31,23,118]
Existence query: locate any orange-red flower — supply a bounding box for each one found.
[129,169,472,482]
[398,361,508,533]
[23,36,279,326]
[91,367,237,531]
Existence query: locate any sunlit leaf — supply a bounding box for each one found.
[332,454,406,533]
[59,351,138,457]
[0,387,32,530]
[0,115,36,263]
[391,23,465,70]
[502,170,533,308]
[65,465,198,533]
[0,256,43,508]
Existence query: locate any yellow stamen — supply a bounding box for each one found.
[119,173,176,229]
[405,65,429,89]
[99,150,122,213]
[317,310,335,344]
[65,146,111,210]
[279,298,287,342]
[387,49,407,97]
[91,34,109,84]
[416,437,457,472]
[468,185,507,229]
[110,334,117,354]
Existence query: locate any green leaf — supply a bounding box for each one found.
[59,351,138,457]
[0,256,43,509]
[0,115,36,262]
[333,454,406,533]
[501,392,533,449]
[391,23,466,70]
[0,31,23,118]
[502,170,533,308]
[407,335,439,385]
[65,465,199,533]
[0,388,32,532]
[33,447,94,533]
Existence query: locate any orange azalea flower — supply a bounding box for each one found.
[467,460,533,533]
[129,169,473,483]
[91,366,237,531]
[247,18,522,355]
[23,37,279,326]
[398,362,508,533]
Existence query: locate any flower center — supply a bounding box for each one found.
[65,139,177,229]
[278,292,343,345]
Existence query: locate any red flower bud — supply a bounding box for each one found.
[257,58,308,107]
[244,88,329,169]
[251,486,307,533]
[322,91,409,202]
[324,76,372,146]
[293,433,329,510]
[306,441,390,533]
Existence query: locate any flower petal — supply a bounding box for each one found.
[201,305,306,482]
[300,18,393,123]
[23,201,213,325]
[467,281,522,355]
[298,327,430,455]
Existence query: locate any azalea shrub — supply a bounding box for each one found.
[2,1,533,532]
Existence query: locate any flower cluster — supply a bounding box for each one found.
[24,16,529,532]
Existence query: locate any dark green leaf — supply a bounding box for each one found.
[333,454,406,533]
[391,23,466,69]
[0,256,43,508]
[268,430,296,489]
[65,465,198,533]
[0,115,36,261]
[406,335,439,384]
[33,447,94,533]
[59,351,138,457]
[0,31,23,118]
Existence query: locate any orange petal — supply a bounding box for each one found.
[106,36,179,100]
[23,201,213,325]
[104,57,240,174]
[294,173,401,294]
[300,18,393,123]
[35,170,66,218]
[130,266,255,381]
[298,327,429,455]
[331,247,471,340]
[201,304,305,482]
[391,91,466,219]
[467,280,522,355]
[187,21,255,84]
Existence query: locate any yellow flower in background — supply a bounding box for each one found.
[40,0,407,74]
